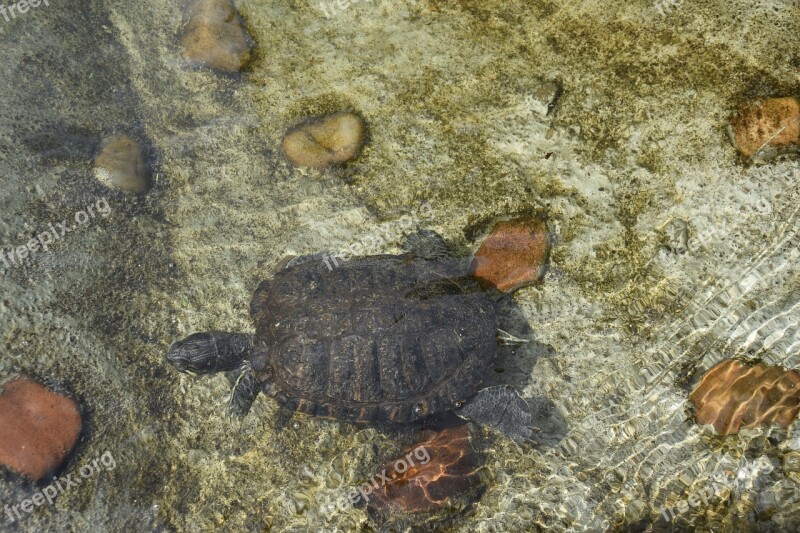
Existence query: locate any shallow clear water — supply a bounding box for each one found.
[1,0,799,531]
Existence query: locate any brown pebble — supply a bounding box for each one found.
[690,359,800,436]
[0,378,82,480]
[93,134,151,193]
[281,112,367,169]
[730,97,800,161]
[368,424,484,515]
[181,0,253,73]
[470,215,552,292]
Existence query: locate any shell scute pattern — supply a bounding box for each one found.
[248,254,497,424]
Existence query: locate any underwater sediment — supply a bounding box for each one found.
[0,0,799,531]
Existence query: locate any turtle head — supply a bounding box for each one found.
[167,331,253,375]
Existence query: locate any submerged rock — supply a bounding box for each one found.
[180,0,253,73]
[93,134,151,193]
[367,424,484,517]
[729,97,800,162]
[690,359,800,436]
[0,377,82,480]
[470,215,552,292]
[281,112,367,169]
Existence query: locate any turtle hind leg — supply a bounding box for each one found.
[278,252,336,270]
[405,275,482,300]
[402,229,452,260]
[227,362,260,420]
[457,385,533,443]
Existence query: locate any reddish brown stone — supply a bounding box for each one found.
[368,424,484,515]
[730,97,800,160]
[690,359,800,436]
[0,378,82,480]
[470,215,552,292]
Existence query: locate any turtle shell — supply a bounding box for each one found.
[248,253,498,424]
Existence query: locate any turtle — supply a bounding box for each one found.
[167,230,533,442]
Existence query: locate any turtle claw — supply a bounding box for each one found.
[496,328,530,345]
[456,385,533,443]
[516,426,541,446]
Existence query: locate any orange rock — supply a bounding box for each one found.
[368,424,484,515]
[470,215,552,292]
[0,378,82,480]
[181,0,253,72]
[690,359,800,436]
[730,97,800,161]
[281,112,367,169]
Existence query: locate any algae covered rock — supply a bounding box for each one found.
[281,111,367,169]
[180,0,253,73]
[93,134,152,193]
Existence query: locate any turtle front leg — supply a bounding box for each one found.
[167,331,253,375]
[456,385,533,443]
[228,362,260,419]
